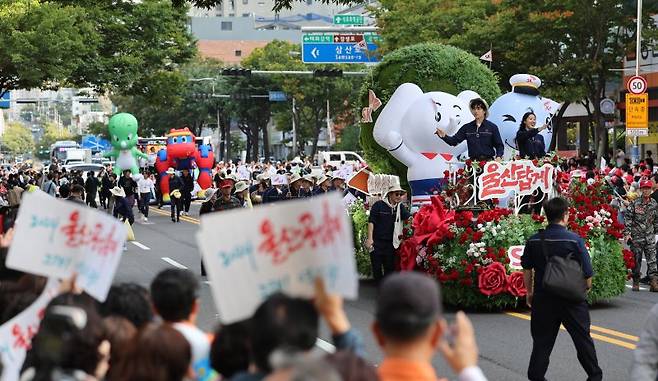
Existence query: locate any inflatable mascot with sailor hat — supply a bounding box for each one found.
[488,74,561,160]
[373,83,483,206]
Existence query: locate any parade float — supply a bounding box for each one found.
[352,43,631,308]
[104,113,149,175]
[155,127,214,201]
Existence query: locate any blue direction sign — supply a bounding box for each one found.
[302,42,379,64]
[268,91,287,102]
[0,92,10,109]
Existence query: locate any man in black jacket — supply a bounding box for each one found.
[167,168,183,222]
[436,98,504,161]
[180,169,194,216]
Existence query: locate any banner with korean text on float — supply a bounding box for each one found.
[197,192,358,324]
[6,190,126,302]
[477,160,554,200]
[0,278,59,381]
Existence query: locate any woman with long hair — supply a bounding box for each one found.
[515,111,548,159]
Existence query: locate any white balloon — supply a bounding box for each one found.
[373,83,481,204]
[488,74,558,160]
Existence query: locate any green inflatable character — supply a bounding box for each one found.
[103,113,148,176]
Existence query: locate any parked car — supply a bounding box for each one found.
[316,151,365,169]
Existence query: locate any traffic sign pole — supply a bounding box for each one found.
[632,0,643,164]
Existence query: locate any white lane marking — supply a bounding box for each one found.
[314,338,336,353]
[162,257,188,269]
[132,241,151,250]
[626,284,650,291]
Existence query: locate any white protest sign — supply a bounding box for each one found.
[0,278,59,381]
[508,246,524,270]
[6,191,126,301]
[197,192,357,324]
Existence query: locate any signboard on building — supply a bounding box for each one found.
[302,32,380,64]
[333,14,364,25]
[625,93,649,136]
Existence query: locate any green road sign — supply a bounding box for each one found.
[302,34,334,43]
[333,14,364,25]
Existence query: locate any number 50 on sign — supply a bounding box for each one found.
[626,93,648,136]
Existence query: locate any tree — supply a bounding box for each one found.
[174,0,363,12]
[2,122,35,155]
[0,0,96,96]
[242,40,363,158]
[1,0,196,96]
[87,121,109,140]
[335,124,360,151]
[40,123,75,150]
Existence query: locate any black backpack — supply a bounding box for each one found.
[540,230,588,302]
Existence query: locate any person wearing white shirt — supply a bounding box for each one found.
[137,172,155,221]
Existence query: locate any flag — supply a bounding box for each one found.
[480,50,492,62]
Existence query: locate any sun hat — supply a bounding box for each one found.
[234,181,249,193]
[166,167,175,175]
[204,188,218,201]
[385,184,406,197]
[289,173,303,185]
[109,186,126,197]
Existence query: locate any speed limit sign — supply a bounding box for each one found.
[627,75,648,94]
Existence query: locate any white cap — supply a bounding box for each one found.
[510,74,542,90]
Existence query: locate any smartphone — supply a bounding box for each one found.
[0,206,19,234]
[443,319,458,348]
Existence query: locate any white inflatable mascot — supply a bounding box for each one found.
[488,74,560,160]
[373,83,482,205]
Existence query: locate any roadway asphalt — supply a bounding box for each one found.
[113,202,657,380]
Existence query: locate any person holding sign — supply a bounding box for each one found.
[366,184,411,283]
[436,98,504,162]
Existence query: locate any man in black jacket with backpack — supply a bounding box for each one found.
[521,197,601,381]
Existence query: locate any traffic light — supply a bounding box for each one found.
[192,93,212,100]
[231,93,251,100]
[313,68,343,77]
[221,67,252,77]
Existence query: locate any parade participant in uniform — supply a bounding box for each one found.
[521,197,601,381]
[180,169,194,216]
[213,179,242,211]
[624,179,658,292]
[167,168,184,223]
[436,98,504,162]
[313,175,332,196]
[300,175,315,197]
[331,172,347,192]
[515,112,547,159]
[234,181,253,209]
[365,184,411,283]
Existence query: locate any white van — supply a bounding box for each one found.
[316,151,365,168]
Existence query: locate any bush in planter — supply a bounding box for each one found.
[357,43,501,187]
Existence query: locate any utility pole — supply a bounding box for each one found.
[326,98,333,149]
[292,97,297,158]
[632,0,642,164]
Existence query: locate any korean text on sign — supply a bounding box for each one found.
[477,160,554,200]
[6,190,126,301]
[197,192,358,324]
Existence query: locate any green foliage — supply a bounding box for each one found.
[348,200,372,278]
[176,0,363,12]
[358,43,500,185]
[243,40,364,157]
[587,235,626,303]
[1,0,196,96]
[39,123,75,151]
[87,121,109,140]
[335,124,361,152]
[2,122,35,155]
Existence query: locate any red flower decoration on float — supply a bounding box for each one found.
[506,272,527,297]
[412,196,455,247]
[478,262,508,296]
